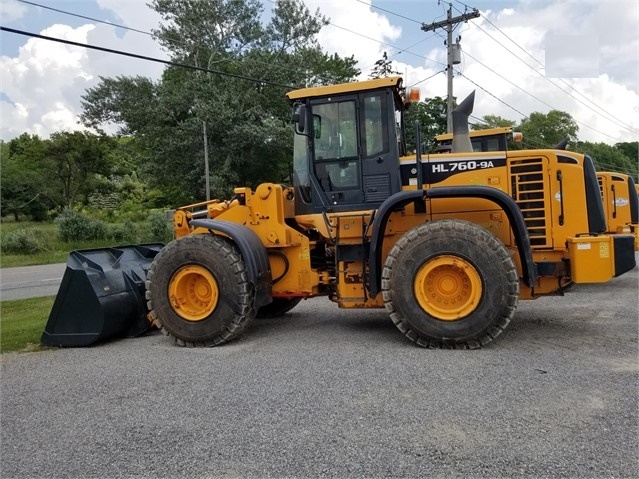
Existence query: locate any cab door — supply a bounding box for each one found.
[359,90,401,205]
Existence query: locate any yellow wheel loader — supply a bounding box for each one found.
[597,172,639,250]
[42,76,637,349]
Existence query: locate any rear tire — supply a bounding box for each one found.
[256,297,302,318]
[381,219,519,349]
[146,234,255,347]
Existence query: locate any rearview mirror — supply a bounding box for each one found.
[292,102,307,134]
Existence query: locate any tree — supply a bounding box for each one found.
[614,142,638,166]
[0,134,52,221]
[369,51,400,79]
[404,96,449,152]
[80,0,359,206]
[46,131,114,209]
[575,141,637,180]
[471,114,515,130]
[516,110,578,149]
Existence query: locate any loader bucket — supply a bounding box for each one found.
[41,243,164,347]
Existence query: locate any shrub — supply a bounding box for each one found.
[108,221,137,244]
[55,209,108,242]
[2,228,49,254]
[145,211,173,243]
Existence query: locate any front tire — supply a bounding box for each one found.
[381,219,519,349]
[146,234,255,347]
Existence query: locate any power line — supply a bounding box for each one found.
[325,21,447,69]
[460,50,627,143]
[359,35,436,73]
[0,26,299,90]
[18,0,444,86]
[352,0,422,25]
[408,69,445,89]
[458,72,529,119]
[17,0,153,37]
[458,8,637,134]
[479,16,634,133]
[13,0,638,144]
[367,0,636,142]
[262,0,447,69]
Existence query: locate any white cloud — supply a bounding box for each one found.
[446,3,639,143]
[307,0,638,143]
[0,0,636,144]
[0,2,166,141]
[304,0,402,77]
[0,0,26,22]
[1,24,96,139]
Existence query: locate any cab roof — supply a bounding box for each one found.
[286,76,403,101]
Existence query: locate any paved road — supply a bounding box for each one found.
[0,263,66,301]
[1,262,637,478]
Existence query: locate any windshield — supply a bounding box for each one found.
[312,101,357,160]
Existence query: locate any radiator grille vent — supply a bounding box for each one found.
[598,177,604,198]
[510,158,550,247]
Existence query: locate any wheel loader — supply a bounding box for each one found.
[596,172,639,250]
[433,126,523,153]
[42,76,637,349]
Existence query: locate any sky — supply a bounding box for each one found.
[0,0,638,145]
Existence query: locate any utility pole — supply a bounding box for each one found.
[203,121,210,201]
[421,3,480,132]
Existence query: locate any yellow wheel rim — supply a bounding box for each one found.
[414,255,482,321]
[168,265,219,321]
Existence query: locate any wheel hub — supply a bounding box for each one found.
[168,265,219,321]
[414,255,482,321]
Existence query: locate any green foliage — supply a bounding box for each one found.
[1,132,119,219]
[516,110,579,149]
[575,141,638,180]
[107,221,137,243]
[55,209,108,242]
[46,131,115,209]
[145,211,173,243]
[0,134,55,221]
[614,142,638,162]
[404,97,449,152]
[1,228,49,254]
[369,51,400,79]
[80,0,359,206]
[471,114,516,130]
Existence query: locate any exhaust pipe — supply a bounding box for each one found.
[451,91,475,154]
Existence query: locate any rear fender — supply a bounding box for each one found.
[367,187,536,297]
[190,219,272,308]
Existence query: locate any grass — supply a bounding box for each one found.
[1,296,55,353]
[0,220,152,268]
[0,217,169,353]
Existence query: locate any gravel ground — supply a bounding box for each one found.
[1,264,637,478]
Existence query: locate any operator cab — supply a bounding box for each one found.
[288,77,409,215]
[433,127,523,153]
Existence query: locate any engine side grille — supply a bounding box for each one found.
[510,158,551,247]
[598,177,604,198]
